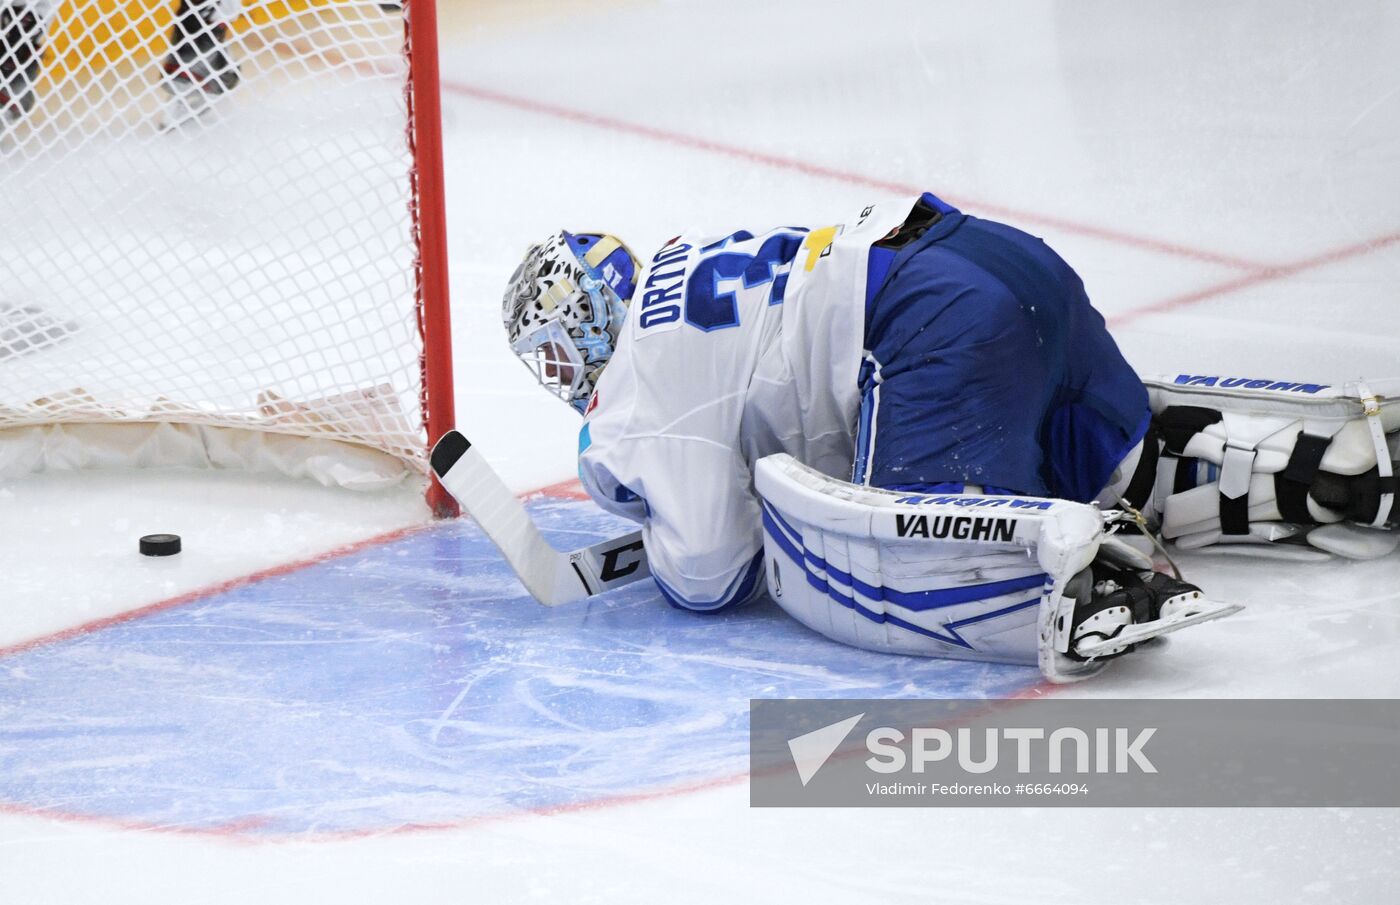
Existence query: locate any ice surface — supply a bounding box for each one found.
[0,499,1034,836]
[3,0,1400,902]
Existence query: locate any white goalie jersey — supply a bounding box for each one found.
[577,198,923,611]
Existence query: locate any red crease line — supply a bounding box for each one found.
[522,476,590,501]
[0,479,587,660]
[0,522,433,660]
[1,681,1064,844]
[0,467,1060,842]
[0,802,278,843]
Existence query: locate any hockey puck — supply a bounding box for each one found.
[139,534,182,557]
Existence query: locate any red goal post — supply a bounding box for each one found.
[404,0,457,517]
[0,0,459,516]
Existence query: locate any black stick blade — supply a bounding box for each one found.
[430,430,471,478]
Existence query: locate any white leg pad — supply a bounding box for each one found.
[1144,375,1400,550]
[754,454,1111,683]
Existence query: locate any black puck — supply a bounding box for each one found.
[139,534,182,557]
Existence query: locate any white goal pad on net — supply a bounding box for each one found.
[0,0,456,512]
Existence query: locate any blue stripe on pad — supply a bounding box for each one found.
[760,501,1045,612]
[761,503,1041,649]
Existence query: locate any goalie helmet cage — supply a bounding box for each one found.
[0,0,458,517]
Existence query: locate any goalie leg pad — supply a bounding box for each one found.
[1137,376,1400,556]
[754,454,1239,682]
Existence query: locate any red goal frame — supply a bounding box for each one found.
[405,0,458,518]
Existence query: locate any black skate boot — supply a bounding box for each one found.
[161,0,240,127]
[1,7,42,126]
[1064,564,1212,661]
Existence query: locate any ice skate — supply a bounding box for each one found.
[1063,565,1239,661]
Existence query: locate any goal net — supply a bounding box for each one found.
[0,0,456,511]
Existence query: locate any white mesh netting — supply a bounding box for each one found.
[0,0,439,487]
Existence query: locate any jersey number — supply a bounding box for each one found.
[684,232,805,332]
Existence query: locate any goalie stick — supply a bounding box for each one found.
[430,430,651,605]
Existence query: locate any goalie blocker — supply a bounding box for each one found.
[755,455,1240,683]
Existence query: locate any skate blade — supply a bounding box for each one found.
[1074,600,1244,658]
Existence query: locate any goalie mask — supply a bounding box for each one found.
[503,231,639,414]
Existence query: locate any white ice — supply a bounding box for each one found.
[3,1,1399,902]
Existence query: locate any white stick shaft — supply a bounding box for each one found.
[431,431,649,605]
